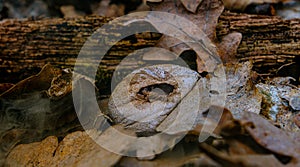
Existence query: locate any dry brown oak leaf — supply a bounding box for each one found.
[221,111,300,166]
[242,112,300,165]
[146,0,242,73]
[0,64,94,166]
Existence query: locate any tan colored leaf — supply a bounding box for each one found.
[6,136,58,167]
[105,4,125,17]
[142,48,178,61]
[6,131,122,167]
[60,5,84,18]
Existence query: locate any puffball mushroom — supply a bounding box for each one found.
[107,64,200,135]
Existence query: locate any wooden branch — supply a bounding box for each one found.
[0,11,299,86]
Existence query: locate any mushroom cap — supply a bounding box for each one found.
[108,64,200,134]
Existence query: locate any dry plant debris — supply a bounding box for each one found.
[1,0,300,166]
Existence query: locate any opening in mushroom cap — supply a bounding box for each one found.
[137,83,175,102]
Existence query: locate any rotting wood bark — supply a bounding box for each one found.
[0,11,299,89]
[0,16,161,93]
[217,11,300,75]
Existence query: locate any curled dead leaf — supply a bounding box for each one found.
[0,64,60,99]
[239,112,300,165]
[200,143,284,167]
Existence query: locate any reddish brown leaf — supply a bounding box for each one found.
[180,0,203,13]
[118,141,220,167]
[217,32,242,63]
[241,112,300,164]
[0,64,60,99]
[200,143,284,167]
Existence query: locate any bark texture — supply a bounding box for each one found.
[217,12,300,74]
[0,12,299,85]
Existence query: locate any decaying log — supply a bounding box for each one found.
[0,16,161,93]
[0,11,299,87]
[217,11,300,75]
